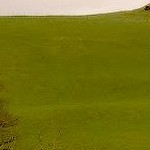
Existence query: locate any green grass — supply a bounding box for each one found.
[0,9,150,149]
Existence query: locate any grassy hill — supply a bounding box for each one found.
[0,9,150,149]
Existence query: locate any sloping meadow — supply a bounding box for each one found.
[0,9,150,150]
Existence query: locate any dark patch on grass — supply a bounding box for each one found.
[0,84,19,150]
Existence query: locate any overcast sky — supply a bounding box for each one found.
[0,0,149,15]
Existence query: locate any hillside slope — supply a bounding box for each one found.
[0,9,150,149]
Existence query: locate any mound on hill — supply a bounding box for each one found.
[144,4,150,11]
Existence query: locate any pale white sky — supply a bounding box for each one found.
[0,0,149,15]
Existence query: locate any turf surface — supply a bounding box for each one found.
[0,9,150,149]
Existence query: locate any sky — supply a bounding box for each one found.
[0,0,149,15]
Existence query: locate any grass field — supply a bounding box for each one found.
[0,9,150,149]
